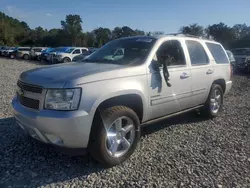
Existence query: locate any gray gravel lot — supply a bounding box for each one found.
[0,58,250,188]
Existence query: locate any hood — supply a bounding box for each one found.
[19,62,129,88]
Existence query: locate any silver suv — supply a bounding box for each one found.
[12,34,232,167]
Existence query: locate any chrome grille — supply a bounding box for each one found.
[17,80,43,93]
[18,95,40,110]
[17,80,44,110]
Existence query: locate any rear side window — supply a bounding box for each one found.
[19,48,30,51]
[33,48,42,52]
[81,49,87,53]
[206,42,229,64]
[186,40,209,65]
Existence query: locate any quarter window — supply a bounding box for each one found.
[206,42,229,64]
[186,40,209,65]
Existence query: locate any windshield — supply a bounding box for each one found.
[231,49,250,56]
[83,37,156,65]
[65,48,75,53]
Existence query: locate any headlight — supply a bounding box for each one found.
[44,88,81,110]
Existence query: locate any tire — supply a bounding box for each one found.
[37,56,41,61]
[23,54,29,60]
[201,84,223,118]
[89,106,140,167]
[63,57,71,63]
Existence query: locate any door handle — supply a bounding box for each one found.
[206,69,213,74]
[180,72,190,79]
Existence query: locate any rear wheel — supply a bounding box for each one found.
[89,106,140,167]
[23,54,29,60]
[201,84,223,118]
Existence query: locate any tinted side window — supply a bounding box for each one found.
[33,48,42,52]
[156,40,186,66]
[19,48,30,51]
[206,43,229,64]
[73,49,81,54]
[81,49,87,53]
[186,40,209,65]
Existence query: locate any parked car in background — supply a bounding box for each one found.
[3,47,16,57]
[9,47,18,59]
[231,48,250,73]
[12,34,232,167]
[10,47,31,60]
[226,50,236,74]
[29,47,47,61]
[47,47,71,63]
[0,46,8,56]
[72,48,98,62]
[54,47,88,63]
[0,46,7,56]
[40,48,54,61]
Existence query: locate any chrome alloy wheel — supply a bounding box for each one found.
[105,116,136,158]
[210,89,222,114]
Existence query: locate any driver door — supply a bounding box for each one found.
[72,49,81,58]
[147,39,193,120]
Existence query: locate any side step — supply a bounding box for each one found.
[141,105,203,126]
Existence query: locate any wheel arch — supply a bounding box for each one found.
[91,90,146,123]
[212,78,226,94]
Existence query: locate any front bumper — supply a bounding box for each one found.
[12,96,93,149]
[225,81,232,95]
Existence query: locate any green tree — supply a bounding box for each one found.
[84,32,95,47]
[232,24,250,40]
[111,27,123,39]
[121,26,136,37]
[61,14,83,46]
[93,27,111,45]
[180,23,204,36]
[134,29,145,36]
[206,22,235,47]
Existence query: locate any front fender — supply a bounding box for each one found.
[91,89,147,116]
[78,75,148,123]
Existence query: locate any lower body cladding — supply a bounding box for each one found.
[12,96,93,149]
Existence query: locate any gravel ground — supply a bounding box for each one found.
[0,58,250,188]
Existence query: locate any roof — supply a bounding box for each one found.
[120,33,216,43]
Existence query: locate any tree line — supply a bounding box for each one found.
[1,11,250,49]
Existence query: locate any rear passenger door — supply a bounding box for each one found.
[185,40,214,106]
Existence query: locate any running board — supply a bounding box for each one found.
[141,105,203,126]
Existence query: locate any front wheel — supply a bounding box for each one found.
[63,57,71,63]
[89,106,140,167]
[201,84,223,118]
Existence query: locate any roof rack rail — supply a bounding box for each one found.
[164,33,214,41]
